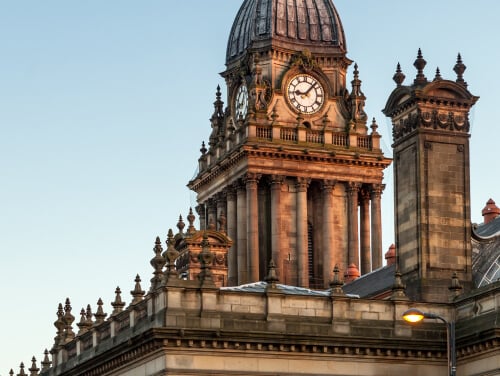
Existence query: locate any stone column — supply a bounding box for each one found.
[360,187,371,274]
[270,175,284,279]
[226,186,238,286]
[371,184,384,270]
[296,177,310,287]
[236,180,248,284]
[322,180,336,287]
[195,204,206,230]
[246,173,261,282]
[347,182,361,268]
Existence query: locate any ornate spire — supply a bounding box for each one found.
[187,207,196,234]
[163,230,179,283]
[17,362,26,376]
[200,141,207,155]
[28,356,39,376]
[130,274,146,305]
[177,215,185,234]
[454,53,467,86]
[53,303,65,348]
[76,307,92,336]
[413,48,427,84]
[370,118,379,135]
[63,298,75,343]
[264,259,279,289]
[392,62,405,86]
[433,67,442,81]
[150,236,166,291]
[93,298,107,325]
[40,349,51,371]
[197,232,215,287]
[111,287,126,315]
[349,63,367,125]
[329,265,344,296]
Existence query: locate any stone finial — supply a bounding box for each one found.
[85,304,94,326]
[53,303,65,348]
[454,53,467,86]
[198,232,215,287]
[392,62,405,86]
[413,48,427,84]
[433,67,442,81]
[93,298,107,325]
[385,244,396,266]
[187,207,196,234]
[130,274,146,305]
[17,362,26,376]
[350,63,363,96]
[63,298,75,342]
[264,259,279,289]
[163,231,179,281]
[390,269,408,300]
[370,118,379,135]
[150,236,166,291]
[200,141,207,155]
[40,349,51,371]
[449,272,463,300]
[329,265,344,296]
[28,357,39,376]
[177,215,185,234]
[77,307,92,336]
[9,369,14,376]
[482,198,500,224]
[344,263,360,283]
[111,287,126,315]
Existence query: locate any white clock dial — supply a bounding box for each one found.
[234,84,248,119]
[287,74,324,114]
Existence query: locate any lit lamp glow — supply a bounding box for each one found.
[402,308,425,323]
[401,308,456,376]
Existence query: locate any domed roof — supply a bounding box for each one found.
[226,0,347,63]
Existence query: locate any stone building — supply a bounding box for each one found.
[9,0,499,375]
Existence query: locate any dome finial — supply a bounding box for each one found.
[413,48,427,84]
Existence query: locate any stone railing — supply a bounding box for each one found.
[252,124,378,151]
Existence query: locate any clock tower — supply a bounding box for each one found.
[188,0,391,287]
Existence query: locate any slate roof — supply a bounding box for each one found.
[472,217,500,287]
[342,263,396,298]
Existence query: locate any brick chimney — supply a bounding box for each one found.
[482,198,500,224]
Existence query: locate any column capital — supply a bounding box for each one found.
[360,186,371,201]
[195,204,206,217]
[215,191,227,202]
[269,174,285,187]
[225,185,237,200]
[295,177,311,192]
[346,181,362,195]
[243,172,261,186]
[370,183,386,199]
[321,179,337,192]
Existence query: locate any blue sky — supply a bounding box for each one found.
[1,1,498,371]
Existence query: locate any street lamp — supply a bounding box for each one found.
[402,308,456,376]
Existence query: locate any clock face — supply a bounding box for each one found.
[234,84,248,119]
[286,74,324,114]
